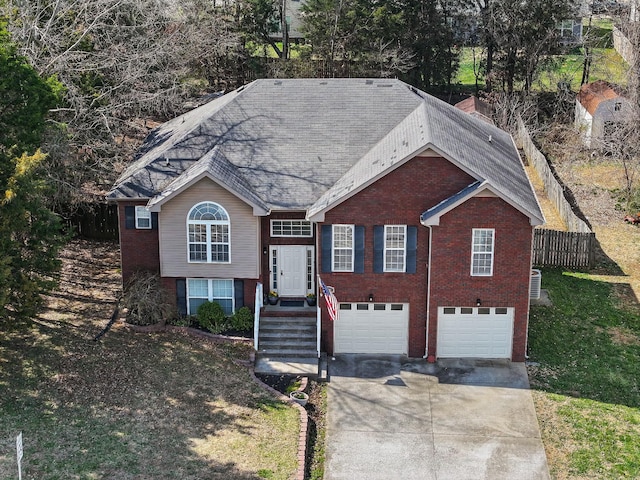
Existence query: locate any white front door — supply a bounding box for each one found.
[273,246,309,297]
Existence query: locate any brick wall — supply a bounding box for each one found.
[117,201,160,285]
[319,155,534,360]
[428,197,533,361]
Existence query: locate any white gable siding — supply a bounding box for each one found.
[159,178,260,279]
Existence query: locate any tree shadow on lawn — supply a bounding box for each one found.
[0,239,298,480]
[0,320,296,480]
[527,269,640,408]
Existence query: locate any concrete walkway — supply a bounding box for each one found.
[325,355,550,480]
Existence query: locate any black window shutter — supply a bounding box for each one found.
[234,279,244,310]
[373,225,384,273]
[176,279,187,316]
[321,225,332,273]
[354,226,365,273]
[124,206,135,229]
[151,212,159,230]
[406,226,417,273]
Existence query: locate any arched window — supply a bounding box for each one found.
[187,202,230,263]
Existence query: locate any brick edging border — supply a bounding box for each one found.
[121,321,309,480]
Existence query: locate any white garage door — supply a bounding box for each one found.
[334,303,409,354]
[437,306,514,358]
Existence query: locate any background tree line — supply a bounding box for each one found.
[1,0,639,318]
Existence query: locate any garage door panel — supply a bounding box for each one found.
[334,303,409,354]
[437,307,514,359]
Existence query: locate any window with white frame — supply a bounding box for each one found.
[271,219,312,237]
[471,228,494,276]
[135,206,152,229]
[187,279,234,315]
[384,225,406,272]
[187,202,230,263]
[332,224,354,272]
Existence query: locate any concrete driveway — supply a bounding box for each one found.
[325,355,550,480]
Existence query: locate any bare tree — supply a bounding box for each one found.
[4,0,241,213]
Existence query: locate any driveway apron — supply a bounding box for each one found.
[325,355,550,480]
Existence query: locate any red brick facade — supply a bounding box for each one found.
[117,201,161,285]
[118,154,534,361]
[318,155,534,361]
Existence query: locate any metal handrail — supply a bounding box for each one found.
[254,282,263,351]
[316,303,321,358]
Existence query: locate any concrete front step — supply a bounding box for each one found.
[259,316,316,324]
[258,348,319,358]
[260,340,317,350]
[257,314,318,360]
[259,331,316,344]
[254,356,320,376]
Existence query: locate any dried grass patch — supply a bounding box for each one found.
[525,165,567,231]
[607,326,640,346]
[530,391,583,480]
[0,239,300,480]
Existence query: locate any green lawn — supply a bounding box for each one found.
[528,270,640,478]
[455,14,628,92]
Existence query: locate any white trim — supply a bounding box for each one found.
[384,225,407,272]
[270,219,313,237]
[332,224,355,272]
[471,228,494,276]
[186,201,231,264]
[135,206,152,229]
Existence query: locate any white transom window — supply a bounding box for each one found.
[271,219,312,237]
[135,206,151,229]
[384,225,406,272]
[187,202,230,263]
[471,228,494,276]
[187,278,234,315]
[332,224,354,272]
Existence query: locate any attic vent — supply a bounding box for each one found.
[274,80,282,85]
[488,135,492,143]
[376,84,393,88]
[366,79,373,85]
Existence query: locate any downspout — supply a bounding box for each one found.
[315,221,321,358]
[423,225,433,360]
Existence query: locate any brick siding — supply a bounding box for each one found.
[117,201,160,285]
[319,155,534,360]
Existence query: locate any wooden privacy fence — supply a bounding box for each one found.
[516,116,592,234]
[516,115,596,269]
[68,203,119,240]
[533,229,595,269]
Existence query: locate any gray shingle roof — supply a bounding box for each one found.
[107,78,543,224]
[420,181,485,226]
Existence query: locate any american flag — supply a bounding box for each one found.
[319,276,338,322]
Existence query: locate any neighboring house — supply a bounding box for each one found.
[269,0,305,42]
[107,78,544,362]
[454,96,494,124]
[574,80,633,148]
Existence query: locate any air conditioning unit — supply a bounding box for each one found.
[530,269,542,300]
